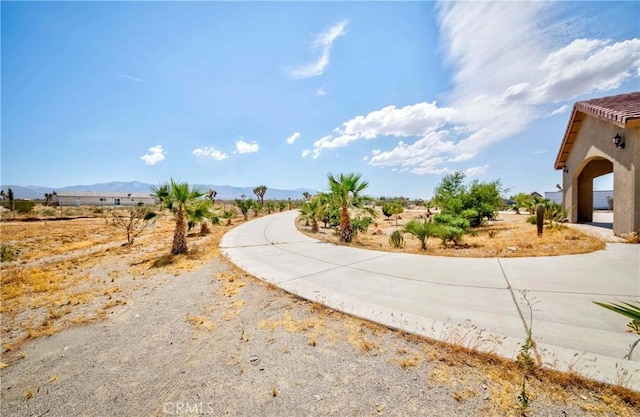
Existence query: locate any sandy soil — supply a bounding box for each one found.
[1,213,638,416]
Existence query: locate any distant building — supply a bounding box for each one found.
[529,191,543,199]
[52,191,156,207]
[545,190,613,210]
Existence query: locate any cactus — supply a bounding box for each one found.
[389,230,405,248]
[535,204,545,236]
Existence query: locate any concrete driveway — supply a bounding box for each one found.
[221,211,640,390]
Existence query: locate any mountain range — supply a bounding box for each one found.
[0,181,317,201]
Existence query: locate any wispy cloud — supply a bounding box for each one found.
[236,139,259,154]
[285,20,348,79]
[116,74,145,83]
[308,2,639,176]
[549,104,570,116]
[285,132,301,145]
[316,86,327,96]
[531,150,549,155]
[465,165,489,177]
[192,147,229,160]
[140,145,165,165]
[301,149,311,158]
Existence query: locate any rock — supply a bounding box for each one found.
[313,394,322,401]
[507,246,517,252]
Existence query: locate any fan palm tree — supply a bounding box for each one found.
[327,173,375,243]
[402,219,440,251]
[152,179,205,255]
[299,196,323,232]
[187,198,217,235]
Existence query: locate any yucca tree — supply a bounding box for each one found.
[152,179,205,255]
[327,173,375,243]
[402,219,440,251]
[594,301,640,359]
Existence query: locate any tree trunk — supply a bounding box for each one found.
[421,238,427,251]
[311,220,319,233]
[171,213,188,255]
[200,222,211,236]
[339,206,352,242]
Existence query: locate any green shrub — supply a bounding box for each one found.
[93,207,104,214]
[437,225,464,246]
[389,230,405,248]
[352,216,374,236]
[433,213,470,231]
[12,200,35,214]
[42,209,56,217]
[526,216,537,225]
[1,245,19,262]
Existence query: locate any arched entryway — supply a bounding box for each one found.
[576,156,613,224]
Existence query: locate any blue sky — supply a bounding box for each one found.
[2,1,639,198]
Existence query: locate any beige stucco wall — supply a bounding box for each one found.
[562,114,639,235]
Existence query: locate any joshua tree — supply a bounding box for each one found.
[253,185,267,206]
[302,191,311,201]
[326,172,375,243]
[265,201,275,214]
[151,179,205,255]
[402,219,440,251]
[206,189,217,205]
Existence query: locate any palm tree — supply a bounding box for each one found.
[402,219,440,251]
[327,173,375,243]
[187,198,217,235]
[151,179,204,255]
[299,196,323,232]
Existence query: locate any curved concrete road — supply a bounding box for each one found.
[221,211,640,390]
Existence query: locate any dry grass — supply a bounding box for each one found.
[0,207,231,355]
[299,210,607,257]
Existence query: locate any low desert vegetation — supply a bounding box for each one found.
[297,172,605,257]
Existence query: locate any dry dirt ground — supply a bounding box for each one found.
[1,210,638,416]
[299,209,607,258]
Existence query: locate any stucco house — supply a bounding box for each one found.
[554,92,640,235]
[52,191,157,207]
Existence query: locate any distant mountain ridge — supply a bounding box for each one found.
[1,181,317,201]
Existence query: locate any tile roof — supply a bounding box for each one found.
[574,92,640,127]
[554,91,640,169]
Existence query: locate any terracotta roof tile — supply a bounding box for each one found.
[575,91,640,125]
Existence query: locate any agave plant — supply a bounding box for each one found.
[594,301,640,359]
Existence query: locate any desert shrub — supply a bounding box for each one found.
[437,226,464,246]
[389,230,405,248]
[432,172,503,227]
[93,207,104,214]
[13,200,35,214]
[351,216,374,236]
[433,213,470,231]
[1,245,19,262]
[42,209,56,217]
[526,216,537,225]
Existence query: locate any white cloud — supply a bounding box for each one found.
[549,104,570,116]
[465,165,489,177]
[285,132,301,145]
[307,3,638,176]
[311,102,456,157]
[316,86,327,96]
[531,150,549,155]
[301,149,311,158]
[236,139,259,154]
[285,20,348,79]
[140,145,165,165]
[116,74,145,83]
[192,147,229,160]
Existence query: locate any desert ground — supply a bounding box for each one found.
[1,207,638,416]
